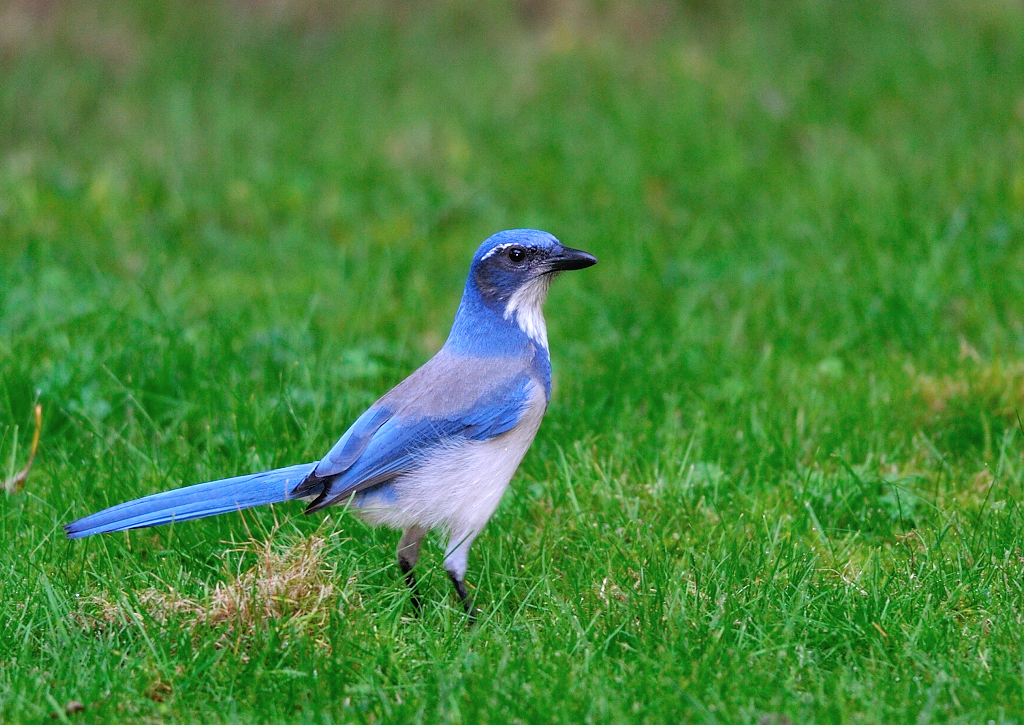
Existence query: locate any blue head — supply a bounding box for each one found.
[446,229,597,354]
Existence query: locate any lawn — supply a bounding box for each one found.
[2,0,1024,721]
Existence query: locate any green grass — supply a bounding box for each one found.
[2,0,1024,721]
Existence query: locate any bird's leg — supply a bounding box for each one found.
[397,526,427,613]
[444,530,480,623]
[447,571,477,622]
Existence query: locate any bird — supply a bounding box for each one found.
[65,229,597,619]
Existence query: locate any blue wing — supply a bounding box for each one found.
[314,405,394,477]
[299,372,536,512]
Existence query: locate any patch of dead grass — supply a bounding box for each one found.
[906,351,1024,459]
[0,2,145,76]
[907,351,1024,419]
[78,534,357,641]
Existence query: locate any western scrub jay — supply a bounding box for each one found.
[65,229,597,618]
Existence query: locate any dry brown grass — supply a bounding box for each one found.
[78,534,357,641]
[0,1,145,74]
[907,350,1024,434]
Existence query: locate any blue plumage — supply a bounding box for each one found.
[64,462,317,538]
[313,405,394,477]
[299,371,534,512]
[65,229,596,618]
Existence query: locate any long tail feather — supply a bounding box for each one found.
[64,462,319,538]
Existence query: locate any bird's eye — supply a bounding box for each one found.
[507,246,526,264]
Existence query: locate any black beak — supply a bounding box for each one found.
[549,246,598,272]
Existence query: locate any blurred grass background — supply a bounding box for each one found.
[2,0,1024,722]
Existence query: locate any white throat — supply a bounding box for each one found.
[503,275,553,348]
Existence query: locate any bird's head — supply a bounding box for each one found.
[465,229,597,348]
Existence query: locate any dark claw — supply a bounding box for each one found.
[448,572,478,624]
[399,559,422,614]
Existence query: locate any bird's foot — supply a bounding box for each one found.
[448,571,478,625]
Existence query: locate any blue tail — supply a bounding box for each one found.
[64,462,319,539]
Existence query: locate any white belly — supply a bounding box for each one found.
[351,385,547,536]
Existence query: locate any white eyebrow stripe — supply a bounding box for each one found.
[480,243,527,261]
